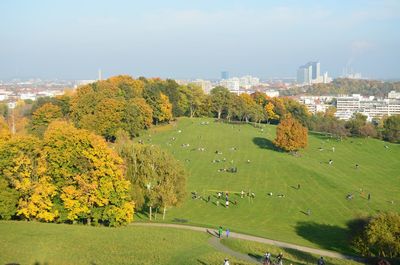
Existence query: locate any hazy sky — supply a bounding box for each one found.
[1,0,399,80]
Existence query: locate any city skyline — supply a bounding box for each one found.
[1,0,399,80]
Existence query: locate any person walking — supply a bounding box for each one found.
[264,252,271,265]
[226,228,230,238]
[368,193,371,201]
[218,226,223,238]
[276,252,283,265]
[317,257,325,265]
[223,258,230,265]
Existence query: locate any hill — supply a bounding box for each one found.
[136,117,400,253]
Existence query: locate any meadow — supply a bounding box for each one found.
[0,221,252,265]
[0,221,365,265]
[137,117,400,253]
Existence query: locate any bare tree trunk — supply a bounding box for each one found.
[149,206,152,221]
[163,207,166,220]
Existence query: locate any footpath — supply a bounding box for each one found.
[131,223,363,263]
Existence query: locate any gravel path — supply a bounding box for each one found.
[131,222,363,263]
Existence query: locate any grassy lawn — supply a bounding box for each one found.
[136,117,400,253]
[221,238,364,265]
[0,221,253,265]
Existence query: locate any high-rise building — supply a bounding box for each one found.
[297,61,328,84]
[297,64,312,84]
[221,71,229,80]
[310,62,320,80]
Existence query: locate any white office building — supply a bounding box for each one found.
[335,93,400,121]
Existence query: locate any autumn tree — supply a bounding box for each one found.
[123,98,153,137]
[42,121,134,226]
[265,102,278,123]
[274,116,308,152]
[352,212,400,258]
[29,103,63,137]
[108,75,144,99]
[0,135,58,222]
[0,116,11,142]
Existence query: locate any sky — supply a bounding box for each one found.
[1,0,399,80]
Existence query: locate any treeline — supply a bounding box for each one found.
[0,76,191,225]
[2,75,400,144]
[282,78,400,97]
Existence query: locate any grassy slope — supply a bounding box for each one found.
[221,238,363,265]
[137,117,400,253]
[0,221,253,265]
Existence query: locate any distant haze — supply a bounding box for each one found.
[1,0,399,80]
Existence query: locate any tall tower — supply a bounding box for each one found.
[98,69,102,81]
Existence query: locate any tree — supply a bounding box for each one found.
[107,75,144,99]
[382,115,400,143]
[345,113,368,136]
[0,102,8,118]
[0,178,19,220]
[92,98,125,141]
[274,116,308,152]
[115,137,186,220]
[0,116,11,142]
[265,102,278,123]
[210,86,232,119]
[42,121,134,226]
[159,93,173,123]
[352,212,400,258]
[0,135,58,222]
[180,84,205,118]
[284,98,311,127]
[123,98,153,137]
[268,97,286,123]
[359,123,378,138]
[29,103,63,137]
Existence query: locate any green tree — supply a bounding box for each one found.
[116,137,186,220]
[0,178,19,220]
[180,84,205,118]
[382,115,400,143]
[210,86,232,119]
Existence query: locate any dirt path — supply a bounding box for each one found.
[132,222,363,263]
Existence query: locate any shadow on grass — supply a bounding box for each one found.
[252,137,276,150]
[247,253,262,261]
[284,247,318,264]
[295,222,351,253]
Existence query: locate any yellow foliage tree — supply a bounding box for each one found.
[0,116,11,142]
[265,102,278,123]
[159,93,173,122]
[42,121,134,226]
[0,135,59,221]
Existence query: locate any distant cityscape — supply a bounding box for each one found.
[1,62,399,122]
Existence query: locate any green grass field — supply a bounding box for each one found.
[0,221,253,265]
[136,117,400,253]
[0,221,366,265]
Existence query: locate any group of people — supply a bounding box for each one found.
[262,252,325,265]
